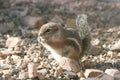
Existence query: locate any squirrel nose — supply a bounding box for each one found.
[37,36,41,43]
[38,31,46,42]
[37,36,45,43]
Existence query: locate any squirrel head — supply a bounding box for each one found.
[38,22,63,43]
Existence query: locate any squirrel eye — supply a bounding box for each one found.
[45,28,51,33]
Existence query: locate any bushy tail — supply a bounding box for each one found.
[76,14,91,53]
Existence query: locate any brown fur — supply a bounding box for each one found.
[38,22,82,60]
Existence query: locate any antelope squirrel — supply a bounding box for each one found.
[38,14,91,62]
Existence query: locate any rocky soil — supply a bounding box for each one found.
[0,0,120,80]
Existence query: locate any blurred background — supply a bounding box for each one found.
[0,0,120,31]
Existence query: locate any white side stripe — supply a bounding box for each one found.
[67,38,81,52]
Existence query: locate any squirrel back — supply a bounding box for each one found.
[76,14,91,54]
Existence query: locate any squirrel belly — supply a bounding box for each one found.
[40,41,62,63]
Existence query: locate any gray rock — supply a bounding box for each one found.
[63,71,78,79]
[3,74,11,80]
[38,69,48,75]
[0,0,10,8]
[6,37,21,48]
[11,69,20,75]
[110,40,120,51]
[19,72,28,79]
[0,24,10,34]
[0,64,11,70]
